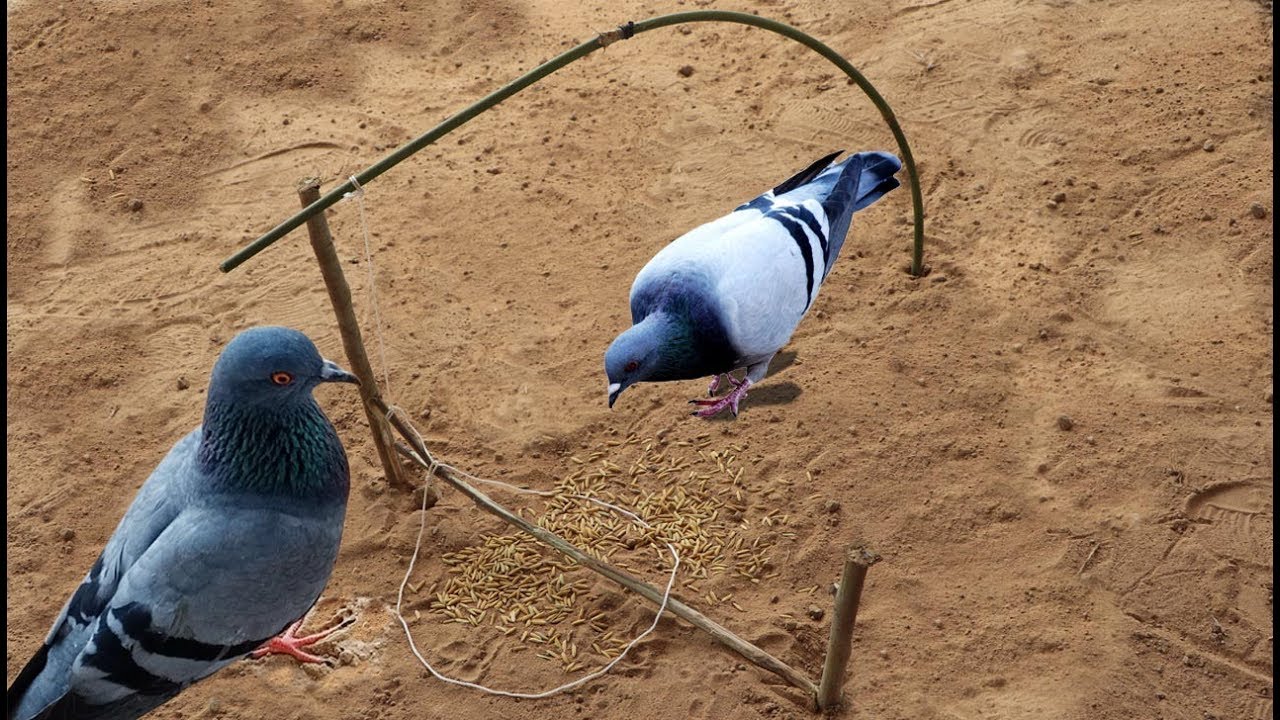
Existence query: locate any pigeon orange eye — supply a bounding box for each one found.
[624,361,639,372]
[271,372,294,386]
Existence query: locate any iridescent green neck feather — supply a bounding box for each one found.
[198,398,349,503]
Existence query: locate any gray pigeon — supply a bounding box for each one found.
[605,150,902,417]
[7,326,360,720]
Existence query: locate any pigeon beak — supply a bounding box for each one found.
[319,358,361,386]
[607,382,622,409]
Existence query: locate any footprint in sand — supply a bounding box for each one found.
[1185,479,1272,537]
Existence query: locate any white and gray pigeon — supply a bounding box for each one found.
[604,150,902,417]
[7,326,361,720]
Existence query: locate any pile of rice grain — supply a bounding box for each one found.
[421,433,791,671]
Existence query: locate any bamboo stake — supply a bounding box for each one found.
[816,545,881,712]
[297,177,409,491]
[372,396,821,703]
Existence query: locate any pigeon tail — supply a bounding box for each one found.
[846,151,903,213]
[16,690,182,720]
[7,643,55,720]
[818,151,902,275]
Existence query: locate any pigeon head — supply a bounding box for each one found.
[200,326,358,498]
[208,326,359,406]
[604,314,685,408]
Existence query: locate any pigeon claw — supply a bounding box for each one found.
[251,609,357,666]
[706,368,747,397]
[688,379,752,419]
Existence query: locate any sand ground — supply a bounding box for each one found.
[6,1,1274,719]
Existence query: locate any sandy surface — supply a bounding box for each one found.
[6,1,1274,719]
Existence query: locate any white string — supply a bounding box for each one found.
[341,174,393,398]
[340,182,682,699]
[389,407,682,699]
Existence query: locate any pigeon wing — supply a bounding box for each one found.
[626,151,900,367]
[709,207,828,362]
[7,431,200,720]
[39,499,343,720]
[629,152,850,321]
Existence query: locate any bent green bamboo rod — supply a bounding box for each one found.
[220,10,925,276]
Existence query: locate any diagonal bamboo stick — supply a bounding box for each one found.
[220,11,925,277]
[370,396,821,703]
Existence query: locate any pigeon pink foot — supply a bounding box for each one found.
[689,378,753,418]
[250,610,355,665]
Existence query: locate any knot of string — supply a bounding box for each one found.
[342,174,365,201]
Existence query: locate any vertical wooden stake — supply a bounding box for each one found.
[297,177,409,491]
[817,544,881,712]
